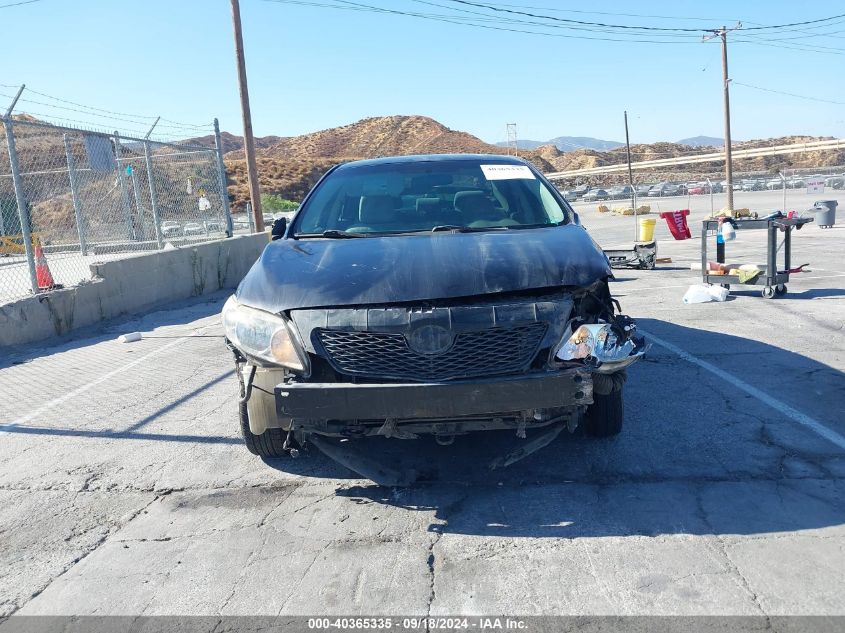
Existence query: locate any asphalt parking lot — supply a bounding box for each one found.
[1,190,844,621]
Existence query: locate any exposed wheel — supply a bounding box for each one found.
[775,284,787,296]
[239,401,289,458]
[762,286,775,299]
[584,380,624,438]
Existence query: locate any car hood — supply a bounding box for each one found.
[235,225,612,313]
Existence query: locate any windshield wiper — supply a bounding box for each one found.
[430,225,508,233]
[295,229,367,239]
[503,222,562,230]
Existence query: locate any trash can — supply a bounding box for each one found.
[814,200,838,228]
[637,217,657,242]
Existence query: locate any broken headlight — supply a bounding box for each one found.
[554,323,644,373]
[221,296,308,372]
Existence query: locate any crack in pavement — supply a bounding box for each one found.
[693,485,770,618]
[5,493,163,617]
[425,528,443,629]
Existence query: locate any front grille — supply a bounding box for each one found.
[315,323,548,382]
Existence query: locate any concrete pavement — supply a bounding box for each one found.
[0,203,843,620]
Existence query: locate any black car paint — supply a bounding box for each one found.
[235,155,613,314]
[235,225,612,314]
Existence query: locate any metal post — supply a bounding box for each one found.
[113,132,134,241]
[213,118,234,237]
[246,201,255,233]
[706,177,715,216]
[130,165,146,241]
[62,134,88,255]
[720,26,735,211]
[624,111,637,241]
[2,117,38,293]
[143,140,164,249]
[779,171,787,213]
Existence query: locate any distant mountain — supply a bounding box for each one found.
[549,136,624,151]
[185,131,286,154]
[497,136,624,152]
[494,139,546,150]
[222,115,556,210]
[676,135,724,147]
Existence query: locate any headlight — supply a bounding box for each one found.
[555,323,636,365]
[222,297,308,371]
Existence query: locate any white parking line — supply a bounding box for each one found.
[642,331,845,451]
[5,323,217,428]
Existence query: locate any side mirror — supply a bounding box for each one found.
[271,216,287,241]
[573,212,582,226]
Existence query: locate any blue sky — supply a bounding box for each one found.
[1,0,843,144]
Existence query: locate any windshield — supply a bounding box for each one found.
[293,159,570,236]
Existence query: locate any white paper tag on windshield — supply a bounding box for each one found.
[480,164,536,180]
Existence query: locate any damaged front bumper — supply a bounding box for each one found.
[275,368,592,434]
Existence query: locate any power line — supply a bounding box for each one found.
[264,0,710,43]
[448,0,845,37]
[443,0,709,32]
[485,3,737,23]
[732,81,845,106]
[21,87,213,128]
[0,0,42,9]
[732,38,845,55]
[410,0,704,39]
[23,86,159,119]
[739,13,845,31]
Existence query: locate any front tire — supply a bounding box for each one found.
[239,401,288,458]
[584,382,624,438]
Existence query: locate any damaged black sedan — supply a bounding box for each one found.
[223,155,646,469]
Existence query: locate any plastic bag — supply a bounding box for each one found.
[683,285,715,304]
[708,285,729,302]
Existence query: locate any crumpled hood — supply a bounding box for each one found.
[235,225,612,313]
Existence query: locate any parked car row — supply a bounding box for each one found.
[560,181,719,200]
[560,172,844,201]
[160,219,224,238]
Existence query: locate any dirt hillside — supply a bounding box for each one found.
[222,115,555,209]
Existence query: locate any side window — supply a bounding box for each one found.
[538,183,565,223]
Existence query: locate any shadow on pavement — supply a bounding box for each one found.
[262,318,845,536]
[779,288,845,299]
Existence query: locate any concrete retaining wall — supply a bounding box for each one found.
[0,233,269,348]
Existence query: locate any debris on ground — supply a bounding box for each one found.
[683,284,730,304]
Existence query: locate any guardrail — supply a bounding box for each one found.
[545,138,845,179]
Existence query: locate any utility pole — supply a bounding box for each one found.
[720,26,734,211]
[704,24,740,211]
[624,111,636,237]
[230,0,263,231]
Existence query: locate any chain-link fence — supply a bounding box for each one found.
[0,116,232,305]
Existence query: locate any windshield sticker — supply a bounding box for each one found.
[480,164,536,180]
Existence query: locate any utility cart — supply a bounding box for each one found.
[700,216,813,299]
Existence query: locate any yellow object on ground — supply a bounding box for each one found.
[638,218,657,241]
[0,233,40,255]
[597,204,610,213]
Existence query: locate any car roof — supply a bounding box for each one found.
[334,153,532,170]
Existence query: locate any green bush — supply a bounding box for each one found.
[261,194,299,212]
